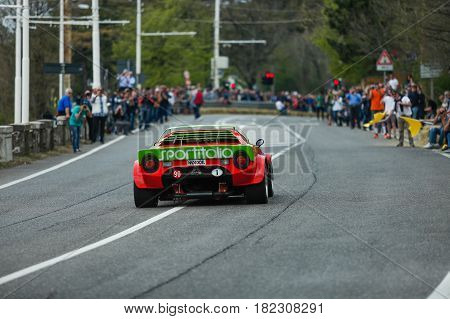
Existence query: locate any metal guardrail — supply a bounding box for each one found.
[204,100,275,110]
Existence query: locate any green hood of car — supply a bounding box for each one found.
[138,144,255,162]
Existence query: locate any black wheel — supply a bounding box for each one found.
[267,164,274,198]
[134,183,159,208]
[245,172,269,204]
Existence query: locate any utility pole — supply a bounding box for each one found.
[64,0,72,91]
[59,0,64,98]
[136,0,141,89]
[91,0,101,88]
[21,0,29,123]
[14,0,22,124]
[213,0,220,89]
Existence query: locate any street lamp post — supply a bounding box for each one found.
[91,0,101,88]
[14,0,22,124]
[213,0,220,89]
[21,0,29,123]
[59,0,64,98]
[136,0,141,89]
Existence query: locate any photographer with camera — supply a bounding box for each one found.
[69,102,91,153]
[424,106,449,149]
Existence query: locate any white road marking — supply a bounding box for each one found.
[0,117,307,287]
[428,272,450,299]
[0,136,126,191]
[277,119,306,143]
[0,206,185,286]
[432,150,450,159]
[0,140,300,287]
[272,140,305,160]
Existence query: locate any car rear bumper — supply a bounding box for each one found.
[133,155,266,190]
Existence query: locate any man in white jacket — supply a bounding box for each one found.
[91,87,108,144]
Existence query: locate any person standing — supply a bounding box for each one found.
[80,90,93,142]
[128,90,138,131]
[346,88,362,129]
[159,86,170,123]
[388,74,399,91]
[315,92,325,120]
[417,85,426,119]
[361,88,372,130]
[57,88,73,119]
[394,91,414,147]
[91,88,108,144]
[331,94,343,126]
[193,84,204,120]
[118,69,129,92]
[408,85,420,119]
[381,90,396,139]
[69,103,90,153]
[369,83,385,138]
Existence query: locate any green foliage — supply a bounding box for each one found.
[112,0,212,87]
[314,0,450,87]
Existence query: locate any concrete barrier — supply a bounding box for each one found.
[11,123,32,156]
[0,125,13,162]
[55,116,69,146]
[30,121,45,153]
[38,119,55,151]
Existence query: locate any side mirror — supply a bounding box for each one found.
[256,138,265,147]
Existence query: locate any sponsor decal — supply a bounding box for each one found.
[161,147,233,161]
[187,159,206,166]
[138,145,254,162]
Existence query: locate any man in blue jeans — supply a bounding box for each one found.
[69,103,91,153]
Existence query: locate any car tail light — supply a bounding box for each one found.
[233,151,250,169]
[142,154,159,173]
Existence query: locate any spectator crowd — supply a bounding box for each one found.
[56,70,450,154]
[272,74,450,151]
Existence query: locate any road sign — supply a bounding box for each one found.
[420,64,442,79]
[376,50,394,71]
[43,63,84,74]
[212,56,229,69]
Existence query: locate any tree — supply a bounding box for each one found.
[314,0,450,88]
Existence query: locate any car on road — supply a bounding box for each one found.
[133,125,274,207]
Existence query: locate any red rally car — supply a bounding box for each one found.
[133,125,274,207]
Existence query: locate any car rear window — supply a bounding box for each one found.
[160,130,240,146]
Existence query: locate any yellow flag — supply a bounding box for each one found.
[363,112,386,128]
[400,117,423,137]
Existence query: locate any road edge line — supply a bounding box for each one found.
[0,206,185,286]
[0,135,126,191]
[428,272,450,299]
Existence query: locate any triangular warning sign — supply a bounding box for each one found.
[377,50,393,66]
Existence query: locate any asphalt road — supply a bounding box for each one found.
[0,114,449,299]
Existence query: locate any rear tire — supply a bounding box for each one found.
[267,164,274,197]
[134,183,159,208]
[245,173,269,204]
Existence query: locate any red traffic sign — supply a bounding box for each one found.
[376,50,393,71]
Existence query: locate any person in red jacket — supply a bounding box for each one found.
[193,84,204,120]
